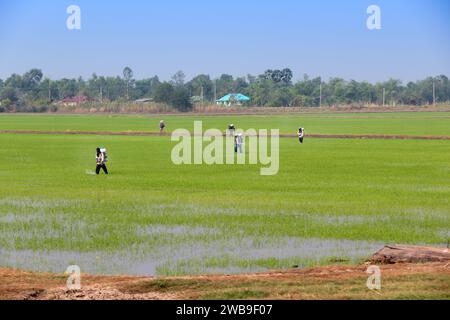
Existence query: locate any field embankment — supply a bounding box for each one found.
[1,129,450,140]
[1,262,448,300]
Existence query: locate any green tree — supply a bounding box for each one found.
[4,74,23,90]
[260,68,293,85]
[153,82,175,104]
[216,74,234,98]
[171,70,186,87]
[38,78,58,102]
[171,87,192,112]
[248,79,276,106]
[57,78,78,98]
[123,66,134,100]
[233,77,249,93]
[0,87,18,102]
[134,76,160,100]
[187,74,213,102]
[269,86,293,107]
[0,67,449,110]
[23,69,43,90]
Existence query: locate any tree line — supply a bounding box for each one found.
[0,67,449,112]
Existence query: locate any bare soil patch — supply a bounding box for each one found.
[1,262,448,300]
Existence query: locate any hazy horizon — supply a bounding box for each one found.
[1,0,449,82]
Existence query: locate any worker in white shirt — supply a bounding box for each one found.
[228,124,236,137]
[298,127,304,144]
[235,133,243,153]
[95,147,108,175]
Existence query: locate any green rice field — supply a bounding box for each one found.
[0,112,449,276]
[1,112,450,136]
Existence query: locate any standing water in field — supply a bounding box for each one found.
[0,198,448,276]
[0,199,397,276]
[0,236,385,276]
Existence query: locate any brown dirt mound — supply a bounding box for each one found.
[370,245,450,264]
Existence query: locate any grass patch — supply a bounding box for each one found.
[1,112,450,136]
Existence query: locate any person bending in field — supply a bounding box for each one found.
[160,120,166,134]
[298,127,304,144]
[96,147,108,175]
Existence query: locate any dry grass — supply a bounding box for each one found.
[49,102,450,115]
[1,263,448,300]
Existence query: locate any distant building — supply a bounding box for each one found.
[216,93,250,106]
[58,96,91,106]
[134,98,153,103]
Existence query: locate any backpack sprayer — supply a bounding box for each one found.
[99,147,108,162]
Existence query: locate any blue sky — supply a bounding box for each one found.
[0,0,449,82]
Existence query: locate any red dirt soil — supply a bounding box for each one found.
[1,262,449,300]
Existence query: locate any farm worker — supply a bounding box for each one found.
[160,120,166,133]
[228,124,235,137]
[298,127,304,144]
[95,147,108,175]
[235,133,243,153]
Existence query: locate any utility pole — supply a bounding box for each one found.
[100,85,103,103]
[433,80,436,105]
[319,81,322,108]
[214,80,217,104]
[200,85,204,106]
[382,88,386,106]
[48,80,51,101]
